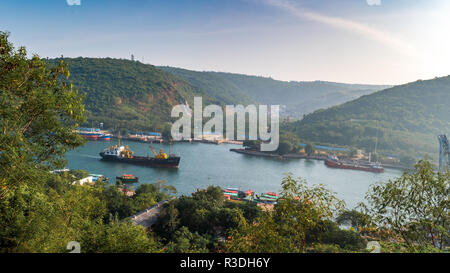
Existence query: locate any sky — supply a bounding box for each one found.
[1,0,450,85]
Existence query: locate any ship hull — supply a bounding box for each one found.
[99,153,180,168]
[325,159,384,173]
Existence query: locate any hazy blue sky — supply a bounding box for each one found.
[2,0,449,84]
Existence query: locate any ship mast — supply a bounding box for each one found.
[118,131,121,147]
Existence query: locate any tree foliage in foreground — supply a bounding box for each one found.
[0,33,159,253]
[225,175,348,253]
[361,159,449,251]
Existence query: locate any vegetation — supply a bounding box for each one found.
[360,159,449,251]
[225,175,360,253]
[1,32,448,253]
[304,143,316,156]
[159,66,389,118]
[153,186,262,253]
[0,33,159,253]
[286,77,450,163]
[243,131,300,155]
[45,57,216,134]
[276,131,301,155]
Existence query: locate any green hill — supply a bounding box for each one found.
[287,76,450,160]
[159,66,390,117]
[47,58,215,133]
[44,58,389,135]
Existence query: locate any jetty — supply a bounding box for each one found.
[230,148,412,171]
[230,148,326,160]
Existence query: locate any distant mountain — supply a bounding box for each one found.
[287,76,450,159]
[159,66,390,117]
[47,58,214,133]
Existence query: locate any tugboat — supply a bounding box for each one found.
[99,133,180,168]
[116,174,139,184]
[325,155,384,173]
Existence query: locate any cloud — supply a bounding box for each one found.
[261,0,417,57]
[67,0,81,6]
[366,0,381,6]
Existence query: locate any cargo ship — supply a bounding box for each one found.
[325,155,384,173]
[99,135,180,168]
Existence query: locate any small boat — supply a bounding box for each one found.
[244,190,254,196]
[116,174,139,183]
[98,134,112,141]
[266,192,278,197]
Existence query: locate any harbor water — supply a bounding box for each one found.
[66,141,403,209]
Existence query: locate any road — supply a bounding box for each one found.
[130,200,170,228]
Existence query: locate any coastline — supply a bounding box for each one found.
[229,148,413,171]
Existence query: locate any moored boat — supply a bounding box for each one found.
[98,134,111,141]
[116,174,139,183]
[325,155,384,173]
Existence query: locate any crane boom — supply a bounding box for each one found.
[149,145,158,157]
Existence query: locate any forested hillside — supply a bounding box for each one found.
[159,66,390,117]
[43,58,389,133]
[46,58,215,133]
[287,76,450,159]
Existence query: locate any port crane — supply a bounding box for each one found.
[438,135,450,173]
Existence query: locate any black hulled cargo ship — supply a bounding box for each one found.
[99,136,180,168]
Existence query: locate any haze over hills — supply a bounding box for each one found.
[159,66,391,117]
[287,76,450,160]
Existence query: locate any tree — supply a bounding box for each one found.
[336,210,372,229]
[362,159,449,250]
[243,140,260,151]
[306,220,366,251]
[226,174,345,252]
[0,32,88,252]
[277,142,293,155]
[1,31,85,194]
[153,202,180,239]
[276,131,300,155]
[164,226,211,253]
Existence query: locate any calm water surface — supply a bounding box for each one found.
[66,141,403,208]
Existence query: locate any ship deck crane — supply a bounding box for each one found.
[149,145,158,157]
